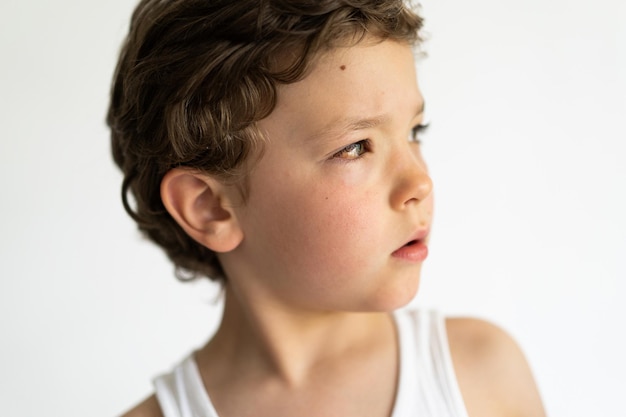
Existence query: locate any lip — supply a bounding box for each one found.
[391,228,430,262]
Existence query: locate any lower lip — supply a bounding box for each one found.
[392,242,428,262]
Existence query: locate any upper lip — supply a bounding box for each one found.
[402,227,430,246]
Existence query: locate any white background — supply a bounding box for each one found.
[1,0,624,415]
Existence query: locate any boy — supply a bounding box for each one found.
[108,1,546,416]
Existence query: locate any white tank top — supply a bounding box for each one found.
[153,309,469,417]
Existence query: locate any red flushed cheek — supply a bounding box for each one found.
[286,191,375,264]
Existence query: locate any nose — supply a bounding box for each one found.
[389,147,433,209]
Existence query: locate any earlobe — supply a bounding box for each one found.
[160,168,243,253]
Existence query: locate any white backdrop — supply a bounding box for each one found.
[1,0,624,416]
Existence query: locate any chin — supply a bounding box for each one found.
[363,279,421,313]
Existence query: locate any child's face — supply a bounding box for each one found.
[225,38,433,312]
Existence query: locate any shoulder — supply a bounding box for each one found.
[120,394,164,417]
[445,317,546,417]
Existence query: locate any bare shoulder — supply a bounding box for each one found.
[120,394,164,417]
[445,317,546,417]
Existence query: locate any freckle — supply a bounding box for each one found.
[340,65,346,71]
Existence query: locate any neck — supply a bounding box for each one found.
[197,284,395,387]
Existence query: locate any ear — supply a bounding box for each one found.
[160,168,244,253]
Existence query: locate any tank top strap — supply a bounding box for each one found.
[392,309,469,417]
[153,355,219,417]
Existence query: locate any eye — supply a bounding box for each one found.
[332,140,370,160]
[409,123,430,144]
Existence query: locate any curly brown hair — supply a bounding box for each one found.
[107,0,424,282]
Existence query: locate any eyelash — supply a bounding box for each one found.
[331,123,430,161]
[410,123,430,144]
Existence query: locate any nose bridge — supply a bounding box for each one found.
[389,145,433,208]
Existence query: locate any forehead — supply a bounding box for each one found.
[262,39,423,141]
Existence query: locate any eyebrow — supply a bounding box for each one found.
[344,114,389,131]
[310,101,426,142]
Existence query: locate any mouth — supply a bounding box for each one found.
[392,230,429,262]
[407,228,430,245]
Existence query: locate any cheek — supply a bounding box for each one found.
[263,179,377,269]
[241,153,390,285]
[304,191,381,271]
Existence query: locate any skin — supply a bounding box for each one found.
[122,38,546,417]
[221,37,434,315]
